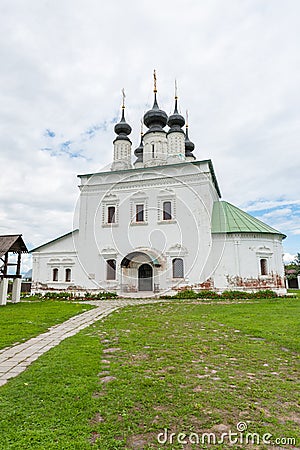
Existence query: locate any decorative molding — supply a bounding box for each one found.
[166,244,188,257]
[79,172,213,195]
[47,258,75,266]
[130,190,148,200]
[157,188,176,198]
[102,193,118,203]
[102,199,119,226]
[130,193,148,224]
[100,247,118,258]
[256,245,273,256]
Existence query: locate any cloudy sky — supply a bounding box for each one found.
[0,0,299,272]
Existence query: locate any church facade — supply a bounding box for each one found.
[31,80,286,295]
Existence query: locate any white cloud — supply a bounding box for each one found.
[0,0,299,269]
[283,253,296,264]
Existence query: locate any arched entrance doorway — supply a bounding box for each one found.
[120,250,161,293]
[138,263,153,291]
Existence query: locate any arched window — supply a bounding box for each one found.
[65,268,71,282]
[172,258,184,278]
[260,258,268,275]
[53,268,58,282]
[107,259,116,280]
[163,201,172,220]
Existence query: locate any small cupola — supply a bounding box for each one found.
[111,90,133,171]
[185,111,196,161]
[167,82,185,135]
[113,90,132,144]
[143,70,168,135]
[134,121,144,168]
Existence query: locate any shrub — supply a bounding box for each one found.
[93,291,118,300]
[197,290,220,299]
[251,290,278,299]
[174,289,199,299]
[159,289,278,300]
[41,291,118,301]
[43,292,74,301]
[221,290,250,299]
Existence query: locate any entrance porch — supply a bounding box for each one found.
[120,250,162,295]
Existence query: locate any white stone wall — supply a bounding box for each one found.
[32,159,285,295]
[32,231,93,291]
[75,161,219,294]
[111,140,132,170]
[142,132,168,167]
[167,132,185,161]
[210,233,285,293]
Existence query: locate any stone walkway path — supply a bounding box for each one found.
[0,299,164,387]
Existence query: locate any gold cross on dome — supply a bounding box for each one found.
[122,88,126,109]
[153,69,157,93]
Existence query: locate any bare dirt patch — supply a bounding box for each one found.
[126,432,157,449]
[89,412,105,425]
[100,375,117,384]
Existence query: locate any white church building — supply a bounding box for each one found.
[31,78,286,295]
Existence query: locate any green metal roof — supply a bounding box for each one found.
[211,201,286,238]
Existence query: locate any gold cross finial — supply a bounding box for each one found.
[121,88,125,109]
[153,69,157,93]
[186,109,189,127]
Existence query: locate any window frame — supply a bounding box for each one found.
[130,192,148,225]
[107,206,116,224]
[172,258,184,279]
[135,204,144,222]
[102,195,119,227]
[162,201,172,221]
[260,258,268,276]
[106,259,116,280]
[53,268,58,282]
[157,190,176,223]
[65,268,71,282]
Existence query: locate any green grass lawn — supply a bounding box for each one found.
[0,300,94,350]
[0,298,299,449]
[288,289,300,297]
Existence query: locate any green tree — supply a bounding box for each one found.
[285,253,300,279]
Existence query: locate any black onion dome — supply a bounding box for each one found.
[185,125,196,159]
[167,98,185,135]
[134,134,143,163]
[143,93,168,134]
[114,107,132,142]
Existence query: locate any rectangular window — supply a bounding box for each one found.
[136,204,144,222]
[65,268,71,282]
[172,258,184,278]
[163,201,172,220]
[107,206,116,224]
[260,258,268,275]
[53,268,58,282]
[106,259,116,280]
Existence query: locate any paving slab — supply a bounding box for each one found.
[0,298,165,386]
